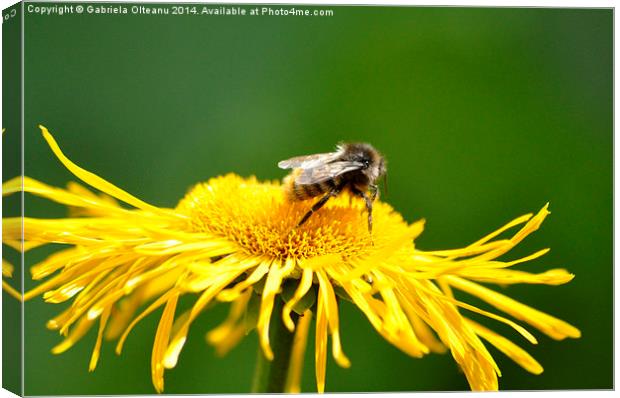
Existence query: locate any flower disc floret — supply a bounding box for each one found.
[176,174,412,260]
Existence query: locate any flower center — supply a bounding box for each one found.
[175,174,408,260]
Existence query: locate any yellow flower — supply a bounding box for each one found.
[2,125,581,393]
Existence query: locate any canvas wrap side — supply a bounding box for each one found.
[2,1,24,396]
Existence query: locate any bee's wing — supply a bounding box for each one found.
[297,161,364,185]
[278,149,344,170]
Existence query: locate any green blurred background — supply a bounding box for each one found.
[5,3,614,394]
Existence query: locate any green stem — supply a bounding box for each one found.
[251,299,298,393]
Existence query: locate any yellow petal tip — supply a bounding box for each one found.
[39,125,51,137]
[336,356,351,368]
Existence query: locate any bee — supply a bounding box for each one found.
[278,142,387,233]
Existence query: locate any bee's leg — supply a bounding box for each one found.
[352,188,373,234]
[369,184,379,202]
[297,187,341,228]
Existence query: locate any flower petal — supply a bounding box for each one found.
[38,125,180,218]
[467,318,543,375]
[2,280,21,300]
[315,289,328,393]
[163,267,247,368]
[151,291,179,393]
[285,310,313,393]
[282,268,314,331]
[459,268,574,286]
[447,275,581,340]
[2,259,14,277]
[206,289,252,356]
[89,307,111,371]
[317,270,350,368]
[257,260,287,360]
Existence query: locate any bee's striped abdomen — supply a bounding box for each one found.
[287,175,341,201]
[293,181,321,200]
[318,178,337,192]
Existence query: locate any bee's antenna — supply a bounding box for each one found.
[383,173,388,197]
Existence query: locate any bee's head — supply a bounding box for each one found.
[376,156,387,177]
[366,151,386,183]
[349,143,385,181]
